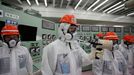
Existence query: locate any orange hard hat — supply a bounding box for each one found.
[104,32,119,40]
[1,24,19,35]
[59,14,79,26]
[123,34,133,43]
[96,32,104,38]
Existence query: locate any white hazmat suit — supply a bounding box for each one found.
[41,23,93,75]
[119,42,134,75]
[0,42,33,75]
[119,42,133,68]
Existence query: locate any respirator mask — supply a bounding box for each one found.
[124,41,133,49]
[62,24,77,41]
[124,41,132,46]
[3,35,19,48]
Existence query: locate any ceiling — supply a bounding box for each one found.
[43,17,134,26]
[1,0,134,25]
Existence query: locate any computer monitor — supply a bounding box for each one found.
[18,24,37,41]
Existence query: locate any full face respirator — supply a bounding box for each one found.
[61,24,78,41]
[3,35,19,48]
[124,41,132,46]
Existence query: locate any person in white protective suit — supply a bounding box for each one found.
[0,24,33,75]
[92,32,104,75]
[92,32,130,75]
[41,14,94,75]
[119,34,134,75]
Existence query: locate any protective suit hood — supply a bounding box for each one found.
[58,23,78,42]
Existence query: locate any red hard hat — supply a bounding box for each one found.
[123,34,133,43]
[104,32,119,40]
[1,24,19,35]
[96,32,104,38]
[59,14,79,26]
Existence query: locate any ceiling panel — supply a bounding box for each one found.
[1,0,134,24]
[2,0,134,16]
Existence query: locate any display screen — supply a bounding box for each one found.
[101,26,108,32]
[115,27,121,32]
[18,24,37,41]
[82,25,90,32]
[124,27,130,33]
[108,27,114,32]
[42,20,55,30]
[91,26,99,32]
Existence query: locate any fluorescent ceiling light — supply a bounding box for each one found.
[26,0,31,5]
[35,0,39,6]
[107,4,124,13]
[17,0,22,4]
[103,1,122,13]
[74,0,83,9]
[81,0,90,9]
[92,0,109,11]
[87,0,100,11]
[113,25,124,27]
[111,7,124,13]
[44,0,47,7]
[127,12,134,16]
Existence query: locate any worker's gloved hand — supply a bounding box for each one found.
[95,50,103,59]
[89,44,103,60]
[95,44,103,59]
